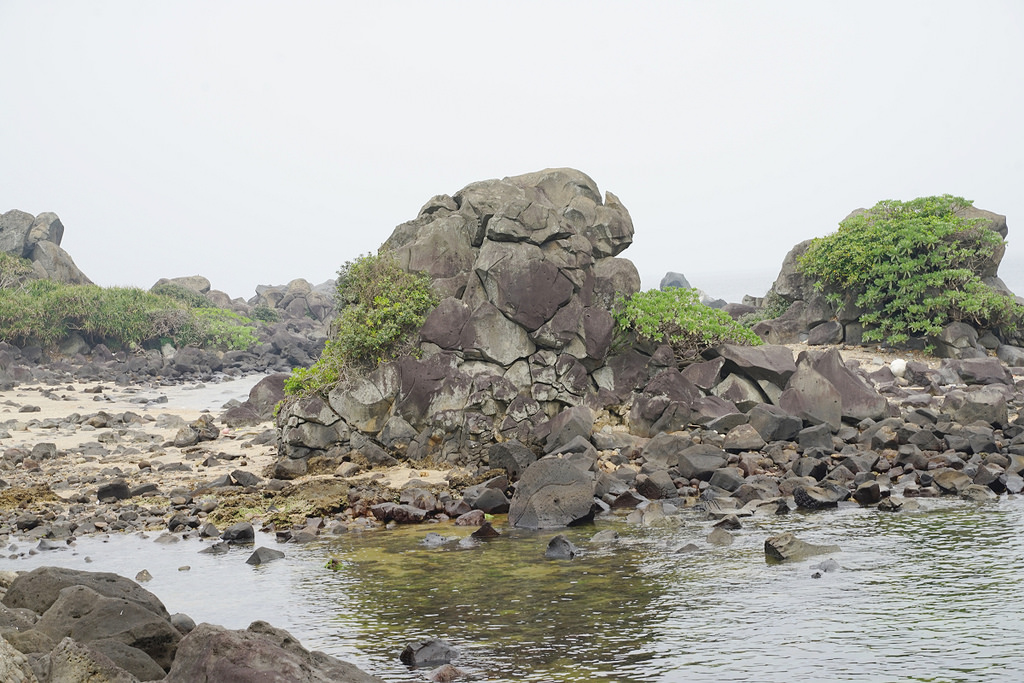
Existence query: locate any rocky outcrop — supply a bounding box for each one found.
[278,168,640,467]
[0,209,91,285]
[754,205,1024,359]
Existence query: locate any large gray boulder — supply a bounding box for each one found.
[807,347,888,422]
[0,209,36,256]
[34,584,181,671]
[508,456,596,529]
[163,621,383,683]
[1,209,92,285]
[3,566,170,619]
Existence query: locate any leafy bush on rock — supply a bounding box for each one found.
[285,253,437,396]
[614,287,762,365]
[797,195,1023,346]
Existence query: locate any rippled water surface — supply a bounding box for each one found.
[4,497,1024,682]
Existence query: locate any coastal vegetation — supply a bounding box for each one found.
[0,278,259,351]
[614,287,763,364]
[284,253,438,396]
[798,195,1024,346]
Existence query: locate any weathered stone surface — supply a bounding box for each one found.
[508,457,595,529]
[488,440,537,481]
[942,386,1009,428]
[677,444,729,481]
[0,208,35,256]
[165,621,384,682]
[459,301,535,365]
[329,370,397,434]
[32,239,94,284]
[947,357,1014,385]
[793,485,842,510]
[641,432,692,469]
[807,320,843,346]
[747,403,802,442]
[808,347,888,422]
[779,365,842,431]
[35,584,181,671]
[723,423,766,452]
[629,368,701,437]
[764,532,841,563]
[708,344,798,388]
[712,373,766,412]
[44,637,139,683]
[3,566,170,619]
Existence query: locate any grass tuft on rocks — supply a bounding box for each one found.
[0,280,259,351]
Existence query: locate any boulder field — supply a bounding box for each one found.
[0,566,383,682]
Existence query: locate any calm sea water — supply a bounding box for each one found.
[4,496,1024,682]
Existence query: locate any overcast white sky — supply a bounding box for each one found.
[2,1,1022,303]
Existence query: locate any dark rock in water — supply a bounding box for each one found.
[421,532,452,548]
[793,485,841,510]
[853,481,882,505]
[471,521,501,539]
[764,532,841,563]
[429,663,465,682]
[590,529,619,544]
[246,547,285,565]
[371,502,428,524]
[199,542,231,555]
[400,638,458,667]
[960,484,998,502]
[813,558,841,573]
[508,457,595,529]
[221,522,255,543]
[706,527,734,547]
[545,534,579,560]
[165,620,384,682]
[713,514,742,530]
[35,538,67,551]
[469,487,510,514]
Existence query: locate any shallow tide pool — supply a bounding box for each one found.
[3,495,1024,682]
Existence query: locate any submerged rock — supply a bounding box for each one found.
[764,532,841,563]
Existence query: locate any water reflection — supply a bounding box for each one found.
[2,498,1024,682]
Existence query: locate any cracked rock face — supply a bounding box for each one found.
[279,168,642,466]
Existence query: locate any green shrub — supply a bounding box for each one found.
[250,303,281,323]
[0,282,258,351]
[797,195,1023,346]
[614,288,762,365]
[175,308,259,351]
[150,283,211,309]
[285,253,437,396]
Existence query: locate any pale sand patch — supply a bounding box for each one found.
[0,380,278,499]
